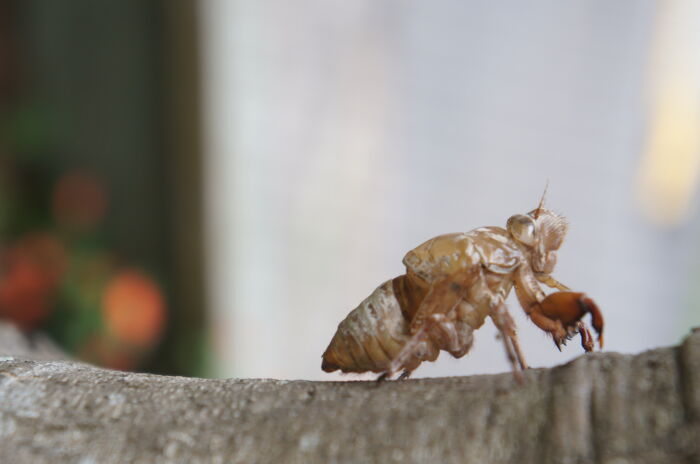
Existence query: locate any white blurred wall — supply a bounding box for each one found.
[200,0,700,380]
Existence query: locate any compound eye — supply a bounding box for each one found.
[507,214,536,247]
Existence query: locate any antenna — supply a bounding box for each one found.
[533,181,549,219]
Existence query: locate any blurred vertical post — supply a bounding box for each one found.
[637,0,700,226]
[4,1,207,375]
[160,0,209,376]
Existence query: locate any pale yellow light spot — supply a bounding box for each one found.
[638,87,700,226]
[636,0,700,227]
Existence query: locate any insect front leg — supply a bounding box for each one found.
[514,265,568,347]
[536,273,570,291]
[514,266,603,351]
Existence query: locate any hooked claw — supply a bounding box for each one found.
[531,291,604,352]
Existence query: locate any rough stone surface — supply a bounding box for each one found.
[0,323,698,463]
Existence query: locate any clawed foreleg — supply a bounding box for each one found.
[530,291,604,351]
[536,273,570,291]
[515,266,604,353]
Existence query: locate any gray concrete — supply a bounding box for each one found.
[0,323,698,463]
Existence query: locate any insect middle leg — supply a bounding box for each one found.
[465,268,528,376]
[490,299,528,374]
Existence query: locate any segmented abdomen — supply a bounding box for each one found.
[322,274,476,374]
[322,278,418,373]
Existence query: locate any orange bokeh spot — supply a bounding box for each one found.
[52,170,108,231]
[0,232,66,330]
[102,269,165,347]
[13,232,67,286]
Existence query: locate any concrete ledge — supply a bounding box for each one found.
[0,323,698,463]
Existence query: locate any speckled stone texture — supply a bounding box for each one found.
[0,324,698,464]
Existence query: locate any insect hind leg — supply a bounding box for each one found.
[375,371,390,383]
[375,368,413,382]
[440,315,475,359]
[385,315,445,376]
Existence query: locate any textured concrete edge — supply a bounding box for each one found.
[679,327,700,420]
[0,326,698,390]
[0,325,698,464]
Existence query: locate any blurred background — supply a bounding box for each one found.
[1,1,698,380]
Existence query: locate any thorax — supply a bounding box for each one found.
[403,227,524,283]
